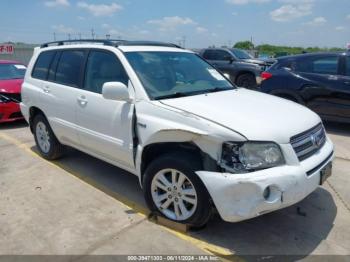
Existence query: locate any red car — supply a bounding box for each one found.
[0,60,26,123]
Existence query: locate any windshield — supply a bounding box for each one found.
[0,64,26,80]
[125,52,234,100]
[230,49,253,60]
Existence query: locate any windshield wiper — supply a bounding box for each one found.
[154,88,231,100]
[206,87,231,93]
[154,92,193,100]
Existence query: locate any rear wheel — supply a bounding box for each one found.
[236,73,257,89]
[33,114,64,160]
[143,153,212,227]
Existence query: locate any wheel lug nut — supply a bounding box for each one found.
[167,187,171,191]
[168,195,172,199]
[175,198,178,202]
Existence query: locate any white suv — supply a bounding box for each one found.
[21,40,334,226]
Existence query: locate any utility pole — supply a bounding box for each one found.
[53,32,56,41]
[68,33,71,40]
[106,34,111,40]
[78,33,82,40]
[91,28,95,39]
[182,35,186,48]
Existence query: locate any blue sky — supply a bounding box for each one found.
[1,0,349,48]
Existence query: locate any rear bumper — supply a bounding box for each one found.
[0,102,23,123]
[196,138,334,222]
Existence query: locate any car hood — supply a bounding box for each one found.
[160,89,320,144]
[0,79,23,93]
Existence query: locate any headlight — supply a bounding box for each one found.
[221,142,285,173]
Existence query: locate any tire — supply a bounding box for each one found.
[236,73,257,89]
[143,152,212,227]
[33,114,64,160]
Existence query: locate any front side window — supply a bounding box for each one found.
[84,51,129,94]
[32,51,55,80]
[55,50,85,87]
[125,52,234,100]
[0,63,26,80]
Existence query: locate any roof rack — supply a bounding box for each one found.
[40,39,182,49]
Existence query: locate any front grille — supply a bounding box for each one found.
[0,92,21,103]
[9,111,23,119]
[291,123,326,161]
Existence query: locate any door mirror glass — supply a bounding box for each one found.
[102,82,130,101]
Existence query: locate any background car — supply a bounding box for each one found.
[199,48,274,89]
[260,52,350,123]
[0,60,26,123]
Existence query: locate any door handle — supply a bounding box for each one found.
[43,86,50,93]
[77,96,88,106]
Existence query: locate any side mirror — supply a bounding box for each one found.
[102,82,131,102]
[224,56,235,64]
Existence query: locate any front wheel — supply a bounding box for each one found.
[143,153,212,227]
[236,73,257,89]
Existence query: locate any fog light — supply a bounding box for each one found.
[263,187,271,200]
[263,186,282,203]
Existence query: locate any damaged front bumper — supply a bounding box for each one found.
[196,138,334,223]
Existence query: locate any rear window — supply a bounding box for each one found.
[32,51,56,80]
[55,50,85,87]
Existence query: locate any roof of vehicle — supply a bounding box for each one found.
[201,47,235,52]
[38,39,191,53]
[276,51,348,61]
[0,60,22,64]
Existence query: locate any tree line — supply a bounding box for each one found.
[233,41,345,56]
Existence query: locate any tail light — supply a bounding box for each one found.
[261,72,272,81]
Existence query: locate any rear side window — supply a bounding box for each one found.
[84,51,129,94]
[55,50,85,87]
[312,56,338,75]
[346,56,350,76]
[296,56,339,75]
[203,50,215,60]
[32,51,56,80]
[212,50,231,61]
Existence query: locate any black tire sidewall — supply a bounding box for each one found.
[237,73,256,88]
[143,153,211,226]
